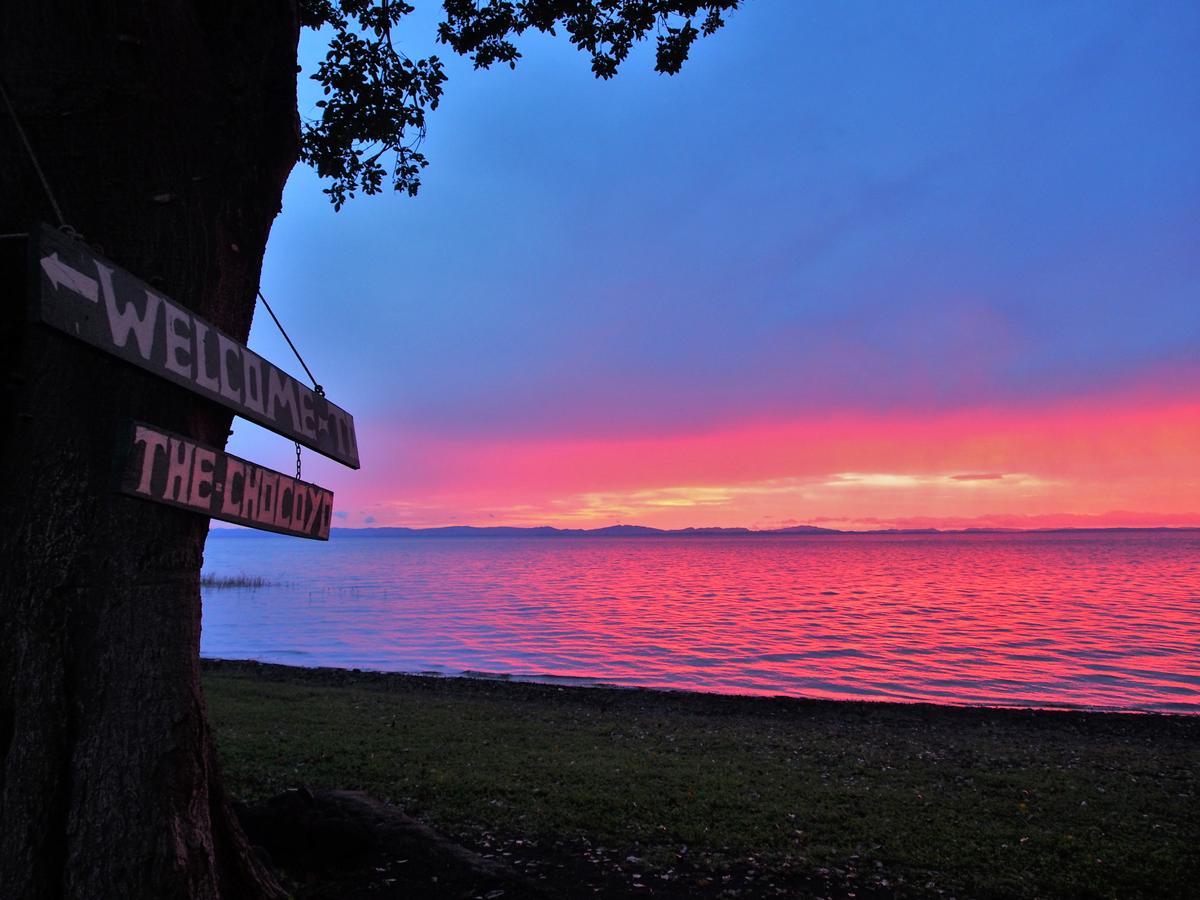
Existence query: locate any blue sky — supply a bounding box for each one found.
[225,1,1200,528]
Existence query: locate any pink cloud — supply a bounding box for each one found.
[323,379,1200,529]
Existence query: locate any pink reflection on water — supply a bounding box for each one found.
[202,532,1200,713]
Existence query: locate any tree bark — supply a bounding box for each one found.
[1,2,300,896]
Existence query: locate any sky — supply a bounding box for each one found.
[228,0,1200,531]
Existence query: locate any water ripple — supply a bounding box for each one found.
[202,532,1200,713]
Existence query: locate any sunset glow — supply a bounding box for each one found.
[309,384,1200,530]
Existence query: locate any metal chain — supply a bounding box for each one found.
[296,441,302,480]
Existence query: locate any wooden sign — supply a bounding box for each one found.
[119,422,334,540]
[32,224,360,469]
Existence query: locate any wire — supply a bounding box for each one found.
[0,75,68,231]
[256,290,324,396]
[257,289,326,482]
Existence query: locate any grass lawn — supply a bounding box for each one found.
[204,660,1198,898]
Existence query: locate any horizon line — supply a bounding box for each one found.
[210,523,1200,537]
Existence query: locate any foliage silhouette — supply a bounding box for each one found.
[301,0,741,207]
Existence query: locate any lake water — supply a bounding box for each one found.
[201,531,1200,714]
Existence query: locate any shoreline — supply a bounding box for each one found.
[200,656,1199,719]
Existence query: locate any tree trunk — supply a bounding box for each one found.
[1,3,300,896]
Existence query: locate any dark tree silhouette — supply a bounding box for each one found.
[0,1,737,897]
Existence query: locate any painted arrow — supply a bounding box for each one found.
[41,252,99,303]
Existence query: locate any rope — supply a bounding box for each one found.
[0,75,69,231]
[257,289,325,481]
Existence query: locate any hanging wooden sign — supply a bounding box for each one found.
[31,223,360,469]
[119,422,334,540]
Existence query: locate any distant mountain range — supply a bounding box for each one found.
[210,523,1200,538]
[332,524,846,537]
